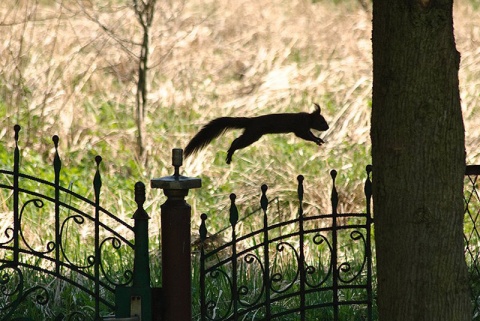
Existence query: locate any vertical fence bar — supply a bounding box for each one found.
[330,170,339,321]
[52,135,61,276]
[12,125,21,265]
[297,175,306,321]
[199,213,208,321]
[260,184,271,319]
[229,193,239,321]
[365,165,373,321]
[93,155,103,321]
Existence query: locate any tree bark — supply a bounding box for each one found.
[371,1,471,320]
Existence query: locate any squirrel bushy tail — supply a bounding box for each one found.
[184,117,250,157]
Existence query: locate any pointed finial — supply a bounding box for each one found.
[14,124,21,143]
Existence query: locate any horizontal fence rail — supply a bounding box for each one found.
[0,125,136,321]
[199,167,374,321]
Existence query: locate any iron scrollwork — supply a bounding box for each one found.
[270,241,300,294]
[18,199,56,255]
[337,230,368,284]
[304,233,333,289]
[237,252,265,307]
[0,265,50,321]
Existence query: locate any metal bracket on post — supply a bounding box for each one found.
[131,296,141,319]
[151,148,201,321]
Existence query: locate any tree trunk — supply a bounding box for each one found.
[371,1,471,320]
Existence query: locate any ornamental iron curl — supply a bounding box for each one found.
[0,265,52,321]
[0,125,144,320]
[237,252,265,307]
[199,167,374,321]
[304,233,333,289]
[18,198,56,255]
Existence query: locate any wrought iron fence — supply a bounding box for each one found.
[198,167,374,321]
[464,165,480,318]
[0,125,139,321]
[4,123,480,321]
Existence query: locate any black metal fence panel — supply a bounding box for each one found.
[199,167,374,321]
[0,125,136,321]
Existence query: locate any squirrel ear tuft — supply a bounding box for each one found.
[313,103,321,113]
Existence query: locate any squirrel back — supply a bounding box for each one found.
[184,117,250,157]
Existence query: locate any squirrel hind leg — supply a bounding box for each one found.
[225,133,261,164]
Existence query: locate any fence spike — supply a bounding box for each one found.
[330,170,338,215]
[133,182,149,219]
[135,181,146,205]
[297,175,304,201]
[261,184,268,215]
[365,165,373,216]
[93,156,102,201]
[297,175,304,217]
[200,213,208,242]
[14,124,21,144]
[14,125,20,169]
[52,135,61,179]
[52,135,59,148]
[229,193,238,227]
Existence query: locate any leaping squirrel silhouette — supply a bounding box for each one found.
[184,103,329,164]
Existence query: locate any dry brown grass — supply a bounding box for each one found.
[1,0,479,222]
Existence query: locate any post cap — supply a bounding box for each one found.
[150,148,202,190]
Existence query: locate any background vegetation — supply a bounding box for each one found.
[2,0,368,226]
[1,0,479,226]
[1,0,480,319]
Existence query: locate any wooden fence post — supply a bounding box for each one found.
[151,149,201,321]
